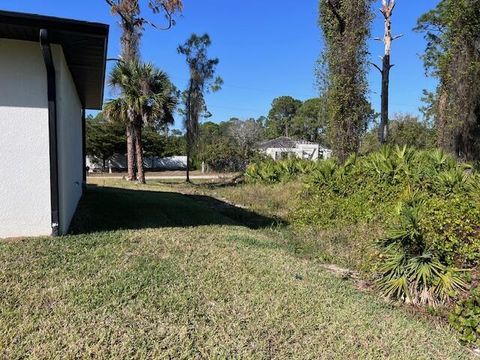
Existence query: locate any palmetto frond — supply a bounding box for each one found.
[104,97,129,125]
[377,196,467,306]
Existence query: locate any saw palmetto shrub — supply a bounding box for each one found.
[245,158,318,184]
[245,147,480,272]
[376,190,467,306]
[272,146,480,305]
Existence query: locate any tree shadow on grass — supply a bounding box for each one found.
[69,185,282,234]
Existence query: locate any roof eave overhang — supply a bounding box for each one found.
[0,10,109,109]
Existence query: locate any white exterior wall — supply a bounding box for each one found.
[265,144,320,161]
[0,40,84,238]
[297,144,320,160]
[319,147,333,160]
[0,39,52,238]
[52,46,84,235]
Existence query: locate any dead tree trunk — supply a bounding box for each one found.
[373,0,401,144]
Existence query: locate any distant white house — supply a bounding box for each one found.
[0,11,108,238]
[257,137,332,161]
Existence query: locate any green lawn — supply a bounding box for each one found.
[0,180,474,359]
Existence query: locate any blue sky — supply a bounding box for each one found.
[2,0,439,128]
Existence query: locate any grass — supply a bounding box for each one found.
[173,181,382,271]
[0,179,475,359]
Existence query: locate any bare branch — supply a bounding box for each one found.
[380,0,395,19]
[104,0,129,24]
[104,0,117,7]
[107,58,125,63]
[370,62,382,73]
[390,0,396,12]
[105,0,178,31]
[143,3,176,30]
[374,37,383,42]
[392,34,404,41]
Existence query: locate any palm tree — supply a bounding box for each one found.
[178,34,222,182]
[105,61,177,183]
[105,0,183,181]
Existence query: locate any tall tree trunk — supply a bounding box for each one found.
[376,0,398,144]
[186,125,191,183]
[378,54,391,144]
[185,79,193,183]
[134,124,146,184]
[117,0,141,182]
[126,124,137,181]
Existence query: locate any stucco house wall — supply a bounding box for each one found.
[0,40,84,238]
[0,39,52,238]
[53,46,84,235]
[0,10,109,239]
[265,145,320,161]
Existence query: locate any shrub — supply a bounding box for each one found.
[291,147,480,267]
[248,148,480,292]
[421,196,480,268]
[244,158,318,184]
[450,289,480,346]
[376,193,467,306]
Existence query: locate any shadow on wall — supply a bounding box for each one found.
[69,185,282,234]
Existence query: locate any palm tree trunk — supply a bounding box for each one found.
[126,125,136,181]
[186,80,193,183]
[186,123,191,183]
[134,125,146,184]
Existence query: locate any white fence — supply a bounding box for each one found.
[87,155,187,172]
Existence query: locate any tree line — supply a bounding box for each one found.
[88,101,434,173]
[92,0,479,181]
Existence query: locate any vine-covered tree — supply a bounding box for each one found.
[416,0,480,161]
[105,0,183,180]
[318,0,374,162]
[178,34,223,182]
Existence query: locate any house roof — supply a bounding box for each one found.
[0,10,109,109]
[257,137,319,150]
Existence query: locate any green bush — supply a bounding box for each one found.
[243,147,480,307]
[248,147,480,273]
[376,192,467,306]
[245,158,318,184]
[421,196,480,268]
[284,146,480,306]
[290,147,480,267]
[450,289,480,346]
